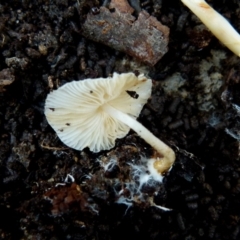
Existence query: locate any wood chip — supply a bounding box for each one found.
[109,0,134,14]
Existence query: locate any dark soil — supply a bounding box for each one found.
[1,0,240,239]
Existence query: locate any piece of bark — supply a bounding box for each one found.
[82,6,169,66]
[0,68,15,92]
[109,0,134,14]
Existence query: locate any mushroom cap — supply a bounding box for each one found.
[44,72,152,152]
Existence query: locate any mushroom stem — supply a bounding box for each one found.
[103,104,175,173]
[181,0,240,57]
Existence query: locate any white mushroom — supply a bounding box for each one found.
[45,72,175,173]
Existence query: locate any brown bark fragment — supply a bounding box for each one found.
[82,5,169,66]
[109,0,134,14]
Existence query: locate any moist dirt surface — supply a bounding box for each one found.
[1,0,240,239]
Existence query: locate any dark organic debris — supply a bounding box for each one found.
[126,90,139,99]
[5,57,29,70]
[82,1,169,66]
[0,68,15,92]
[44,182,98,216]
[187,25,212,49]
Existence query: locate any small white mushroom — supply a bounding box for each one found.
[181,0,240,57]
[45,72,175,173]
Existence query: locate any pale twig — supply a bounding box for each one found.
[181,0,240,56]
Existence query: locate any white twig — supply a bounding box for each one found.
[181,0,240,56]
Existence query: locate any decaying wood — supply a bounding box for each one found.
[82,4,169,66]
[109,0,134,14]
